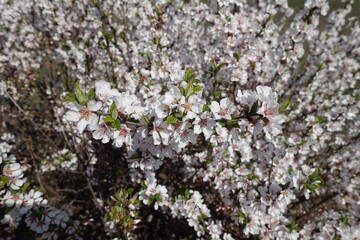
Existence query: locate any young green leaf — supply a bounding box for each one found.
[66,93,79,103]
[110,102,118,120]
[103,115,114,123]
[166,115,177,124]
[75,81,88,105]
[88,88,96,100]
[112,119,121,129]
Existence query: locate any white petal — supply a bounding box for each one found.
[65,111,81,122]
[93,128,105,140]
[87,100,102,111]
[209,101,220,113]
[77,119,88,134]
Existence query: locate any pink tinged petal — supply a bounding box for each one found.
[65,111,81,122]
[87,100,102,111]
[77,119,88,134]
[11,169,23,177]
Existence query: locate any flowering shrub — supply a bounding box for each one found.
[1,0,360,239]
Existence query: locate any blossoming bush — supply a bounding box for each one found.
[1,0,360,239]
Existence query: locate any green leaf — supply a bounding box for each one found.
[213,89,221,99]
[185,81,194,99]
[101,31,114,41]
[313,116,323,124]
[103,115,114,123]
[226,119,240,128]
[237,211,248,225]
[88,88,96,100]
[178,86,185,96]
[197,214,208,221]
[66,93,78,103]
[166,115,177,124]
[75,81,88,105]
[185,189,191,198]
[147,198,154,205]
[156,195,163,203]
[142,115,151,124]
[0,176,10,187]
[174,112,183,119]
[184,69,195,82]
[210,60,227,76]
[140,181,147,188]
[249,100,259,114]
[246,174,259,180]
[202,105,210,112]
[279,182,290,190]
[279,99,292,111]
[193,85,202,92]
[340,216,350,226]
[21,182,30,193]
[218,119,227,127]
[111,119,121,129]
[110,102,118,120]
[286,218,301,232]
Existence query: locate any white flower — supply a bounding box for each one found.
[92,121,113,144]
[193,112,216,139]
[172,122,197,148]
[236,90,256,107]
[113,124,132,147]
[65,100,102,133]
[256,86,278,104]
[210,98,236,120]
[178,95,204,119]
[95,80,119,102]
[162,86,184,108]
[3,163,23,178]
[151,120,173,145]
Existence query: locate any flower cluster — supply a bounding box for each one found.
[1,0,360,239]
[0,134,79,239]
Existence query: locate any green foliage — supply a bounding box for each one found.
[340,215,350,226]
[304,170,323,194]
[237,211,248,225]
[166,115,177,124]
[0,176,10,188]
[249,100,259,115]
[209,60,227,77]
[279,99,292,112]
[75,81,88,105]
[110,102,118,120]
[103,115,114,123]
[142,115,151,124]
[108,188,141,231]
[286,218,301,232]
[88,88,96,100]
[65,93,78,103]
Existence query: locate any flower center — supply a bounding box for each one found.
[81,109,91,119]
[219,109,227,117]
